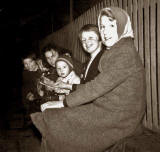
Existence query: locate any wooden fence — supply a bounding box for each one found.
[39,0,160,131]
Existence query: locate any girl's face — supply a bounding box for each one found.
[99,15,118,47]
[56,61,70,78]
[45,49,59,67]
[81,31,101,54]
[23,58,38,71]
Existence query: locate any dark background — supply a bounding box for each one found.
[0,0,101,130]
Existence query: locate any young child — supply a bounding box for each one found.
[22,52,45,126]
[40,54,80,111]
[22,53,42,104]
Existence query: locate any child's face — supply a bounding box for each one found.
[23,58,38,71]
[81,31,101,54]
[56,61,70,78]
[99,15,118,47]
[45,49,59,67]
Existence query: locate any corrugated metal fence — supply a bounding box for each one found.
[39,0,160,131]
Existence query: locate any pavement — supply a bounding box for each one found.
[0,100,41,152]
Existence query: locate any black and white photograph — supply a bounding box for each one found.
[0,0,160,151]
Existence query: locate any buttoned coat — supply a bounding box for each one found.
[31,38,146,152]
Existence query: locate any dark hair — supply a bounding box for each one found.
[78,24,101,41]
[42,43,61,55]
[99,10,116,27]
[22,51,37,61]
[41,43,72,68]
[100,9,115,20]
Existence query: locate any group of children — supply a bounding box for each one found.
[22,46,81,115]
[22,22,107,126]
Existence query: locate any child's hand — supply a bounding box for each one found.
[59,95,65,101]
[45,85,55,91]
[26,92,35,101]
[37,82,44,96]
[42,76,54,85]
[55,81,72,90]
[36,59,49,72]
[54,87,61,93]
[39,90,44,97]
[40,76,55,91]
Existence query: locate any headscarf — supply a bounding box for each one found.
[98,7,134,42]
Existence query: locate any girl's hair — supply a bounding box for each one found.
[41,43,72,68]
[100,9,115,21]
[42,43,62,55]
[78,24,101,41]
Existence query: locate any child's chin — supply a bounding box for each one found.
[61,75,66,78]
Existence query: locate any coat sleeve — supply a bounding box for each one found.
[66,46,141,107]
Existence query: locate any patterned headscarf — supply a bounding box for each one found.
[98,7,134,41]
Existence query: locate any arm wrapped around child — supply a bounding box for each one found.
[40,75,80,111]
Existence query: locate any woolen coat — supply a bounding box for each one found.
[31,38,146,152]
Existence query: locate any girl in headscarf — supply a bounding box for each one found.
[31,7,146,152]
[98,7,134,48]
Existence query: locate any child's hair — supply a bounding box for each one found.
[22,52,37,62]
[55,54,74,72]
[78,24,101,41]
[42,43,60,55]
[41,43,72,67]
[42,43,72,56]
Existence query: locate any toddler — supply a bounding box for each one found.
[41,54,80,111]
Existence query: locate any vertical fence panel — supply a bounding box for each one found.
[144,0,152,129]
[114,0,119,6]
[76,18,81,62]
[150,0,159,129]
[92,6,97,24]
[118,0,123,8]
[106,0,111,7]
[128,0,133,22]
[157,0,160,128]
[103,0,107,7]
[90,7,95,25]
[133,0,138,50]
[111,0,115,6]
[73,19,79,60]
[138,0,144,64]
[123,0,128,11]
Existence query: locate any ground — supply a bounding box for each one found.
[0,100,41,152]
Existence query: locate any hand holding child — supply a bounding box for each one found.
[54,80,72,90]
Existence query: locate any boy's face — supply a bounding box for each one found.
[56,61,70,78]
[23,58,38,71]
[45,49,59,67]
[81,31,101,54]
[99,15,118,47]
